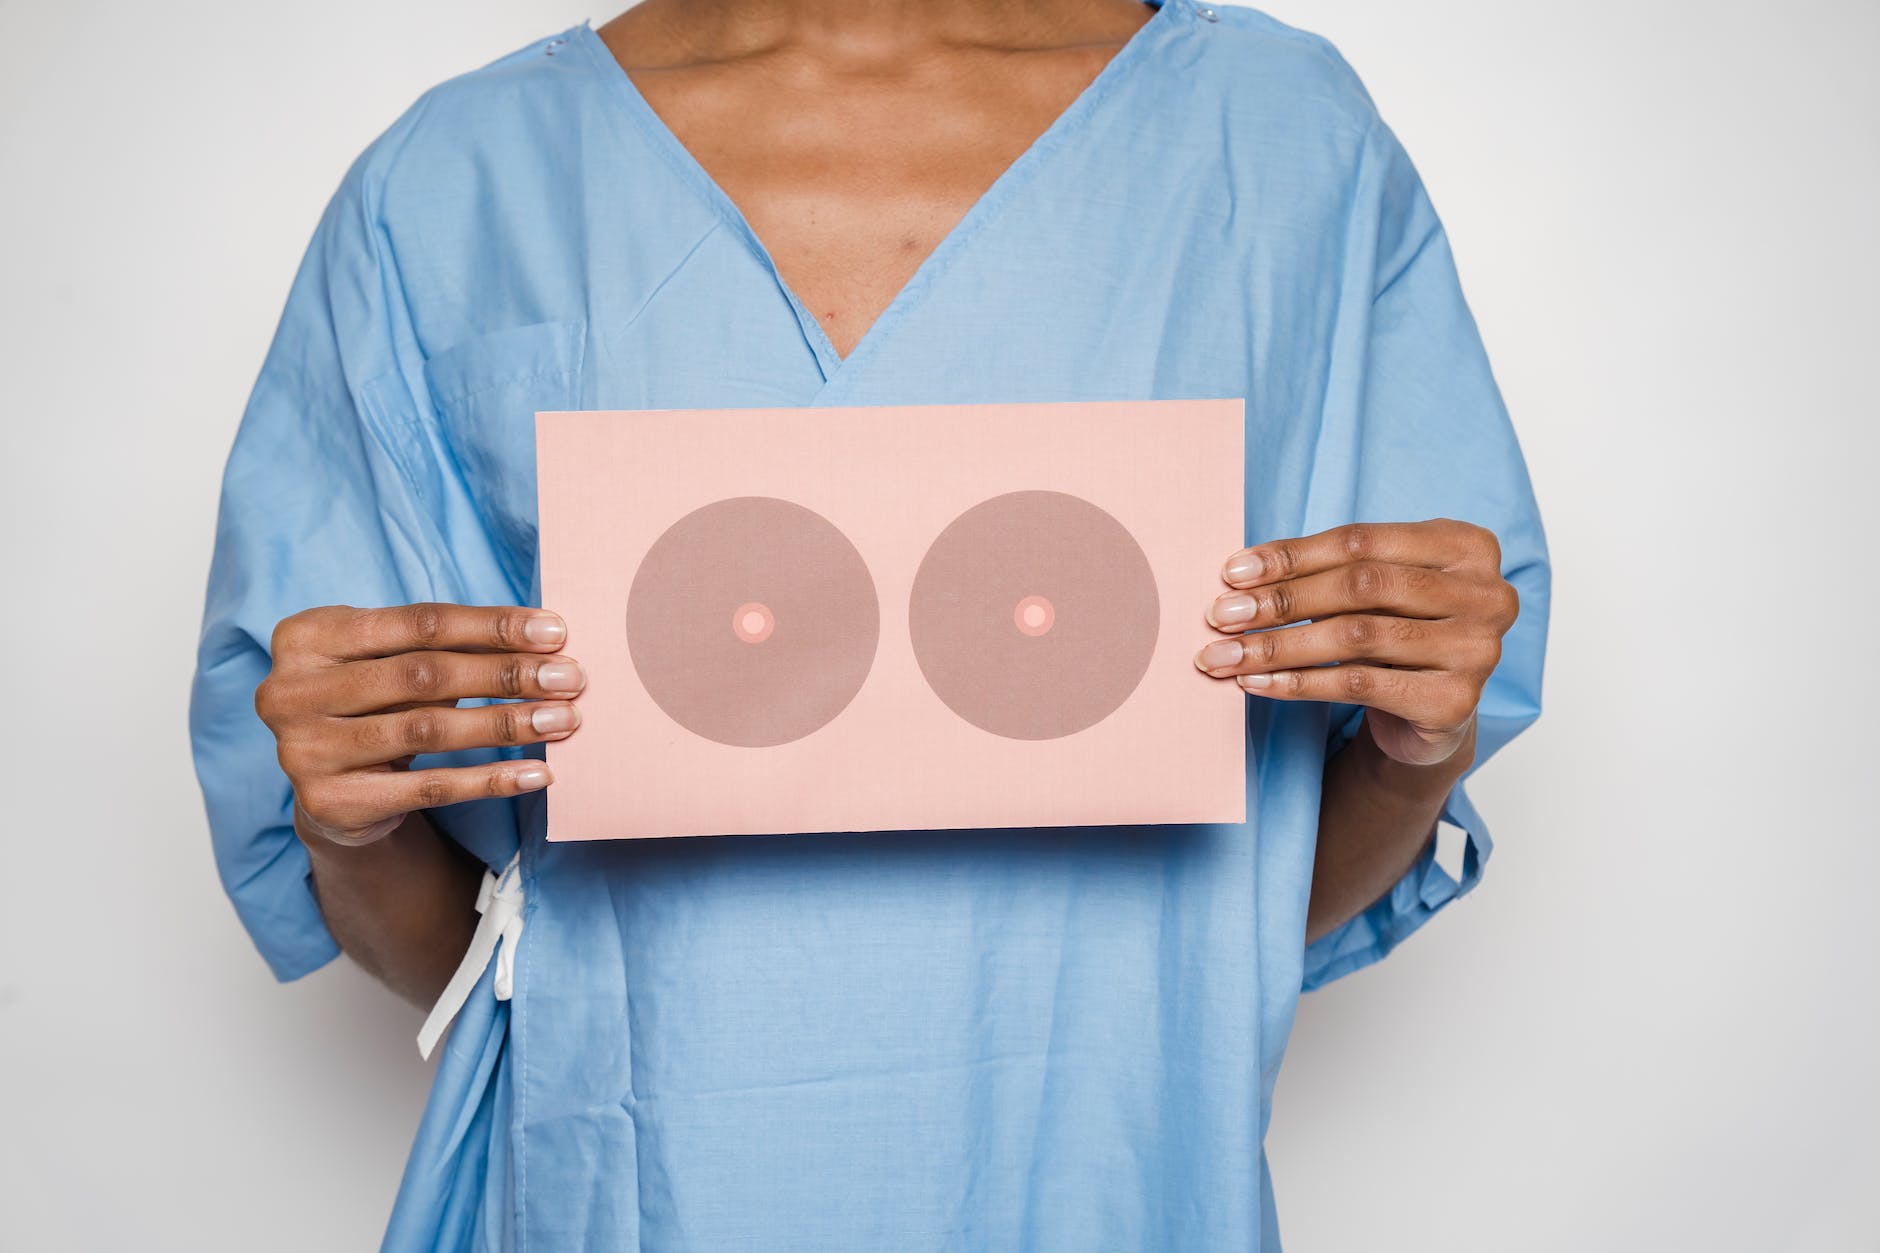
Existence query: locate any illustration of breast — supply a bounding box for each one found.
[908,490,1160,740]
[627,497,880,747]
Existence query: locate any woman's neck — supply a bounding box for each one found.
[607,0,1154,69]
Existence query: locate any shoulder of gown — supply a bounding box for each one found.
[1200,4,1388,145]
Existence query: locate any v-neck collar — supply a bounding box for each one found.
[575,0,1190,384]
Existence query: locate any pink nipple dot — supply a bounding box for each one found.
[733,602,775,644]
[1014,594,1055,637]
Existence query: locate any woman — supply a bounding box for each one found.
[191,0,1548,1245]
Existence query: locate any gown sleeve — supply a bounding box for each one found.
[1299,114,1553,991]
[188,153,439,982]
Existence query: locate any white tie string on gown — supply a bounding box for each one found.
[417,852,524,1060]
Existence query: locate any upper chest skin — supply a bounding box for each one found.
[595,0,1157,360]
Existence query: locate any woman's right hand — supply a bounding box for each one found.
[255,603,586,848]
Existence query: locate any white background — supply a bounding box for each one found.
[1,1,1875,1249]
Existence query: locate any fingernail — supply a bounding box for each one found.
[1195,638,1244,673]
[1224,551,1263,584]
[1208,593,1257,628]
[1237,673,1273,691]
[524,614,567,646]
[515,766,551,791]
[531,704,580,735]
[538,661,586,692]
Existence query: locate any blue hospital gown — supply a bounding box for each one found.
[189,1,1551,1247]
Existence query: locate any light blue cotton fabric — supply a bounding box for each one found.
[189,1,1550,1247]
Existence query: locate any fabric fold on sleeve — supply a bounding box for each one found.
[1299,114,1552,991]
[1301,710,1501,991]
[188,149,437,982]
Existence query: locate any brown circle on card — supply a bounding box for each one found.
[909,490,1159,740]
[627,497,879,747]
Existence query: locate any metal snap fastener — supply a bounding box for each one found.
[545,37,566,55]
[1196,3,1218,18]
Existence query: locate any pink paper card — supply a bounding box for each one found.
[536,399,1246,840]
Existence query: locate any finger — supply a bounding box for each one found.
[1194,615,1454,678]
[1205,563,1459,632]
[296,651,588,716]
[314,701,583,770]
[1234,664,1479,728]
[275,603,568,663]
[297,760,553,845]
[1221,520,1498,590]
[382,760,555,816]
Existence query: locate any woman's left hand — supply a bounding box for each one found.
[1193,520,1520,768]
